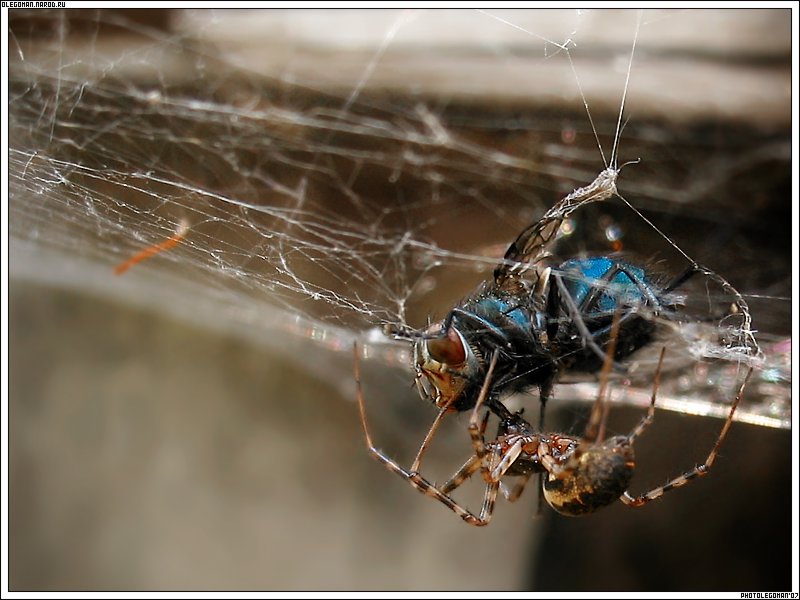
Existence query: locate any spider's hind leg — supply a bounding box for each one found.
[621,366,753,508]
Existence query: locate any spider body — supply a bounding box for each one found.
[542,436,635,516]
[488,410,636,517]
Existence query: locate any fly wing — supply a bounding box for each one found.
[493,167,619,289]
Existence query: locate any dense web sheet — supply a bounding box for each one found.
[8,9,791,428]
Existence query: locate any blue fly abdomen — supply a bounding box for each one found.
[559,257,652,315]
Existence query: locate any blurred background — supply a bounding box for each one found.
[8,8,794,591]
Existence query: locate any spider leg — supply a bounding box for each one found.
[440,410,490,494]
[409,404,450,473]
[442,436,527,514]
[354,342,495,526]
[490,438,525,482]
[537,443,576,481]
[468,350,500,484]
[432,444,505,524]
[583,309,623,444]
[477,468,501,524]
[620,366,753,508]
[626,346,666,443]
[440,454,483,495]
[467,437,534,503]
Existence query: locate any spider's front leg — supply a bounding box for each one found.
[354,343,497,526]
[439,409,490,495]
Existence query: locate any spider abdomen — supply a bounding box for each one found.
[542,436,635,516]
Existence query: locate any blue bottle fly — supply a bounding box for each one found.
[388,167,755,422]
[411,255,668,415]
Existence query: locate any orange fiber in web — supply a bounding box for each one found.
[114,221,189,276]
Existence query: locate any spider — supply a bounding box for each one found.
[355,315,754,525]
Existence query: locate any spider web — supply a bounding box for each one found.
[7,8,792,428]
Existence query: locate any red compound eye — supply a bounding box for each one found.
[426,328,466,365]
